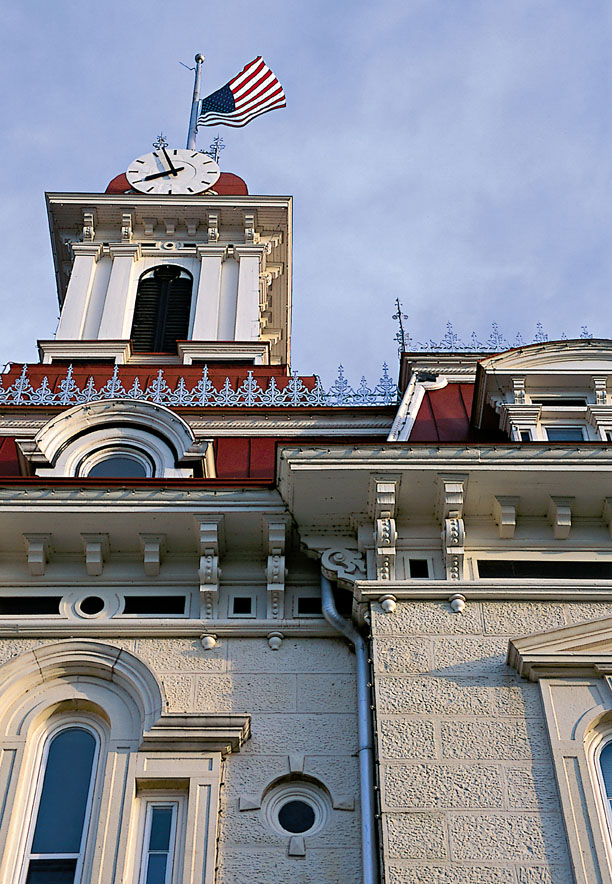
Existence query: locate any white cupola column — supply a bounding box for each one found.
[56,243,103,340]
[98,244,142,339]
[192,245,226,340]
[234,245,265,341]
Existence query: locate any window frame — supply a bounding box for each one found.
[131,264,194,354]
[137,798,183,884]
[543,424,587,442]
[594,736,612,850]
[18,717,103,884]
[78,446,155,479]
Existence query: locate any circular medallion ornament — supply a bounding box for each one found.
[126,147,220,195]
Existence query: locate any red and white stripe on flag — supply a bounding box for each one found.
[198,57,286,128]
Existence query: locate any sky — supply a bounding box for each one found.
[1,0,612,387]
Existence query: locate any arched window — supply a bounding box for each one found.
[22,725,99,883]
[599,741,612,833]
[130,265,193,354]
[78,445,154,478]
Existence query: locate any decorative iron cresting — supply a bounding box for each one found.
[0,364,399,408]
[393,311,594,353]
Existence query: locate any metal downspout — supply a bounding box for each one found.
[320,573,378,884]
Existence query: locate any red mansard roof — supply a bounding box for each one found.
[410,383,506,443]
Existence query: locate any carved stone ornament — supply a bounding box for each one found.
[80,533,109,577]
[594,376,608,406]
[368,478,399,581]
[449,592,466,613]
[207,212,219,243]
[120,212,133,243]
[438,475,467,582]
[243,211,259,244]
[548,496,574,540]
[197,517,223,618]
[443,516,465,581]
[139,534,166,577]
[24,533,52,577]
[265,518,288,619]
[493,496,519,539]
[379,594,397,614]
[321,547,366,587]
[267,631,284,650]
[512,376,526,404]
[82,211,95,242]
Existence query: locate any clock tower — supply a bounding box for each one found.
[44,145,291,367]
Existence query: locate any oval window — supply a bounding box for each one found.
[262,779,331,838]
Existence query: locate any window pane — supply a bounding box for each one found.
[31,728,96,854]
[87,456,147,478]
[601,744,612,799]
[145,853,168,884]
[25,858,77,884]
[545,426,585,441]
[277,799,316,833]
[149,807,173,851]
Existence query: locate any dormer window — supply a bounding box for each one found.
[131,265,193,354]
[20,400,204,479]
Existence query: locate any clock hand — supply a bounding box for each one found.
[161,147,178,176]
[139,167,185,182]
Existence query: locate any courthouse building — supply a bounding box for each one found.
[0,145,611,884]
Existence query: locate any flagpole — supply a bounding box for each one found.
[186,53,205,149]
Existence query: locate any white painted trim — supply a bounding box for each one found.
[387,373,448,441]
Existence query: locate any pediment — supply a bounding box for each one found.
[508,614,612,680]
[478,339,612,375]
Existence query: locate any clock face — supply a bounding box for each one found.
[126,148,221,195]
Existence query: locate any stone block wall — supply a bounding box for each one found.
[134,635,362,884]
[0,634,362,884]
[371,600,612,884]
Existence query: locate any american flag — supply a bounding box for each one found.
[197,57,286,128]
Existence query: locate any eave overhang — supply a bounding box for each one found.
[278,442,612,527]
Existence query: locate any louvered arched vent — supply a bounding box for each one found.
[130,265,193,353]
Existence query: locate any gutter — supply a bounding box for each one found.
[320,573,378,884]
